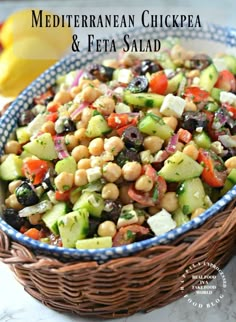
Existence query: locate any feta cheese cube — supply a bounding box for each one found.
[86,166,102,183]
[116,69,133,84]
[220,91,236,107]
[147,208,176,236]
[160,94,186,118]
[117,204,139,228]
[115,102,132,113]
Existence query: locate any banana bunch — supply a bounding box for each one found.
[0,9,72,97]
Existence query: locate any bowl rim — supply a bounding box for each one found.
[0,23,236,260]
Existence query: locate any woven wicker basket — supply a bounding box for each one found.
[0,200,236,319]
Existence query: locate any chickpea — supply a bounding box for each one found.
[74,128,86,141]
[191,207,206,219]
[160,192,179,212]
[64,134,78,151]
[225,156,236,171]
[135,175,153,192]
[81,107,93,125]
[119,185,132,205]
[74,169,88,187]
[29,213,42,225]
[5,194,23,210]
[4,140,21,155]
[41,121,56,135]
[88,138,104,156]
[103,162,122,182]
[77,158,91,170]
[55,172,74,192]
[8,180,22,194]
[104,137,124,156]
[76,120,87,130]
[176,142,184,152]
[93,96,115,116]
[80,86,101,103]
[162,116,178,131]
[97,220,117,238]
[183,145,199,160]
[184,99,197,112]
[53,90,72,105]
[70,85,80,98]
[102,183,119,200]
[122,162,142,181]
[187,69,200,78]
[71,145,90,162]
[137,214,146,225]
[143,136,164,154]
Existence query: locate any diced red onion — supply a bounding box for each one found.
[219,135,236,148]
[166,134,179,154]
[71,69,84,88]
[70,101,89,121]
[153,150,170,163]
[54,136,69,159]
[19,200,52,217]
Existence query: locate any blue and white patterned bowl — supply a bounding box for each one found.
[0,24,236,261]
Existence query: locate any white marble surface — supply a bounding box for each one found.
[0,1,236,321]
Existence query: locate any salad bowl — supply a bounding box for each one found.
[0,23,236,262]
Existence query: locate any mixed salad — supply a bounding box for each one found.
[1,39,236,249]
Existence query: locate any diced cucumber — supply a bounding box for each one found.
[27,114,47,136]
[211,88,223,102]
[76,236,112,249]
[223,55,236,75]
[73,191,104,218]
[220,168,236,196]
[165,73,185,94]
[199,64,218,92]
[172,208,189,227]
[55,156,77,175]
[42,202,68,235]
[57,209,89,248]
[123,92,164,108]
[138,113,173,140]
[16,127,30,144]
[177,178,206,215]
[0,154,23,181]
[23,133,57,160]
[193,131,211,149]
[204,102,219,112]
[20,151,34,159]
[86,115,111,138]
[158,151,203,182]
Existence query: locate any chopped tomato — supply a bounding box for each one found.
[47,102,60,113]
[177,128,192,143]
[116,117,138,136]
[46,112,58,122]
[112,224,150,246]
[215,70,236,92]
[34,89,54,105]
[22,159,49,185]
[197,148,227,187]
[149,71,168,95]
[184,86,209,102]
[24,228,40,240]
[107,113,129,129]
[55,190,71,201]
[223,103,236,119]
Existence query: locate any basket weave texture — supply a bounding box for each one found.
[0,201,236,319]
